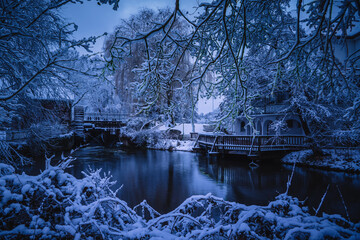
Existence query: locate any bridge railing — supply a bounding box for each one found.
[197,134,307,152]
[84,113,129,122]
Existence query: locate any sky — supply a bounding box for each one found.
[61,0,202,53]
[62,0,220,114]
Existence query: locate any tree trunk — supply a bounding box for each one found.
[295,106,324,156]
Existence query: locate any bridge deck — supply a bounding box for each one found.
[195,134,307,156]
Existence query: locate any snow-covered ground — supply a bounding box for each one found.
[155,123,208,135]
[149,139,196,152]
[282,149,360,172]
[146,123,206,152]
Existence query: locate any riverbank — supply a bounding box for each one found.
[154,142,360,174]
[282,149,360,173]
[120,123,360,173]
[148,139,195,151]
[120,123,201,151]
[0,161,359,239]
[147,139,360,174]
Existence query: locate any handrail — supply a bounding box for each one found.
[84,112,129,122]
[197,134,307,152]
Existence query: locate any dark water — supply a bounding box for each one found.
[29,146,360,222]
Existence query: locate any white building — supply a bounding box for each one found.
[233,92,305,136]
[233,31,360,137]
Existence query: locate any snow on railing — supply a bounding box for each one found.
[84,112,129,122]
[197,134,307,152]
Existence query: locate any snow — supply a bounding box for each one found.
[21,184,31,195]
[155,123,208,135]
[125,123,201,152]
[149,139,196,152]
[59,131,74,138]
[0,163,15,176]
[142,123,210,152]
[282,149,360,172]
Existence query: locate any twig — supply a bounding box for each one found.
[315,184,330,216]
[285,161,296,195]
[336,185,350,222]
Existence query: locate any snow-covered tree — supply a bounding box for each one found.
[106,0,360,139]
[0,0,121,166]
[0,0,119,127]
[104,8,195,126]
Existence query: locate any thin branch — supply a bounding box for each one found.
[315,184,330,216]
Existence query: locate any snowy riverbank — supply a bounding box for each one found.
[130,123,202,152]
[0,160,359,239]
[282,149,360,173]
[149,139,196,151]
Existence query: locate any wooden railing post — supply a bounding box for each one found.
[210,136,218,153]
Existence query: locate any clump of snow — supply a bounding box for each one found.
[149,139,195,152]
[155,123,208,135]
[0,158,139,239]
[0,160,359,239]
[59,131,74,138]
[282,149,360,172]
[0,163,15,177]
[120,122,198,152]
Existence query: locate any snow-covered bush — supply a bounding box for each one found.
[0,157,139,239]
[282,149,360,172]
[0,163,15,177]
[119,118,167,148]
[1,158,359,239]
[126,193,359,239]
[128,129,165,148]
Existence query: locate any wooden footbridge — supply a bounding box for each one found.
[194,134,307,157]
[73,106,129,136]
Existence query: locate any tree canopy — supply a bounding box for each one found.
[105,0,359,136]
[1,0,359,137]
[0,0,119,127]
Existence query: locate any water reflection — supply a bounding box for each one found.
[67,147,360,221]
[196,154,360,222]
[69,147,227,213]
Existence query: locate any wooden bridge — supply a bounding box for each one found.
[194,134,307,157]
[83,112,129,131]
[73,106,129,136]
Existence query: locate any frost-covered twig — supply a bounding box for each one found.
[336,185,350,222]
[315,184,330,216]
[134,200,161,219]
[284,161,296,195]
[0,141,31,167]
[45,154,55,170]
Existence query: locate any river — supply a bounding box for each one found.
[56,146,360,222]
